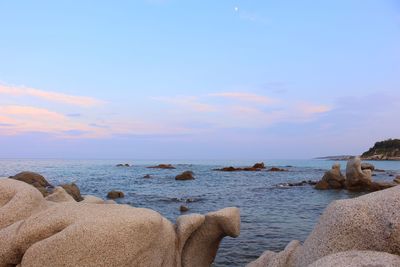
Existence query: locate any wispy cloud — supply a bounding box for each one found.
[0,84,104,107]
[210,92,278,105]
[152,96,217,112]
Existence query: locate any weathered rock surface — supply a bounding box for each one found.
[394,175,400,184]
[175,171,195,181]
[315,163,345,190]
[10,171,52,196]
[60,183,83,201]
[247,184,400,267]
[107,190,125,199]
[0,178,240,267]
[147,164,176,169]
[345,157,373,191]
[82,195,106,204]
[307,250,400,267]
[252,162,266,169]
[360,163,375,171]
[45,187,76,203]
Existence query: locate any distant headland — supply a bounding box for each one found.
[316,139,400,161]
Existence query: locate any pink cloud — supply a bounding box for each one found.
[152,96,217,112]
[0,84,104,107]
[210,92,278,105]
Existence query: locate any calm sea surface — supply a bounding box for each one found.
[1,159,399,266]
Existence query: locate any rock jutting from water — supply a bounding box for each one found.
[0,178,240,267]
[147,164,176,169]
[175,171,195,180]
[247,184,400,267]
[214,162,269,172]
[314,157,396,192]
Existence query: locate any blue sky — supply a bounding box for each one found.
[0,0,399,159]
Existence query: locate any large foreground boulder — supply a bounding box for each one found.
[0,178,240,267]
[10,171,52,196]
[315,163,345,190]
[247,184,400,267]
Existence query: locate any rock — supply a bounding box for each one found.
[10,171,52,196]
[45,187,76,203]
[361,162,375,171]
[314,180,329,190]
[0,178,240,267]
[276,180,317,188]
[82,195,105,204]
[307,251,400,267]
[368,181,396,192]
[252,162,266,169]
[315,163,345,190]
[116,163,130,167]
[214,163,266,172]
[60,183,83,202]
[374,168,386,172]
[345,157,372,191]
[247,240,300,267]
[107,190,125,199]
[268,167,287,172]
[175,171,195,181]
[143,174,151,178]
[394,175,400,184]
[247,185,400,267]
[147,164,176,169]
[180,205,189,212]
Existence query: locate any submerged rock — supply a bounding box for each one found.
[143,174,152,179]
[180,205,189,212]
[175,171,195,181]
[116,163,130,167]
[107,190,125,199]
[0,178,240,267]
[147,164,176,169]
[268,167,287,172]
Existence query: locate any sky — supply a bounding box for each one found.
[0,0,399,159]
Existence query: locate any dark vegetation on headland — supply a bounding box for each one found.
[361,139,400,160]
[316,138,400,161]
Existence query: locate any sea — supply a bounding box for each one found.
[1,159,399,266]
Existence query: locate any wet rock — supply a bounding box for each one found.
[143,174,151,178]
[180,205,189,212]
[107,190,125,199]
[394,176,400,184]
[10,171,52,196]
[374,169,386,172]
[147,164,176,169]
[252,162,265,169]
[116,163,130,167]
[276,180,317,188]
[60,183,83,202]
[315,163,345,190]
[368,181,396,192]
[175,171,195,181]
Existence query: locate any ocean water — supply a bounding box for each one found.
[1,159,399,266]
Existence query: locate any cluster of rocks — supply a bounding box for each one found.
[147,164,176,169]
[247,183,400,267]
[0,178,240,266]
[276,180,318,188]
[214,162,288,172]
[116,163,131,167]
[314,157,397,192]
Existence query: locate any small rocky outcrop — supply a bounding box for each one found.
[143,174,151,178]
[175,171,195,181]
[315,163,345,190]
[214,162,267,172]
[179,205,189,212]
[10,171,52,196]
[107,190,125,199]
[247,185,400,267]
[147,164,176,169]
[116,163,130,167]
[276,180,317,188]
[60,183,83,202]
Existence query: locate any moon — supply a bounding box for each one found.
[234,6,239,12]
